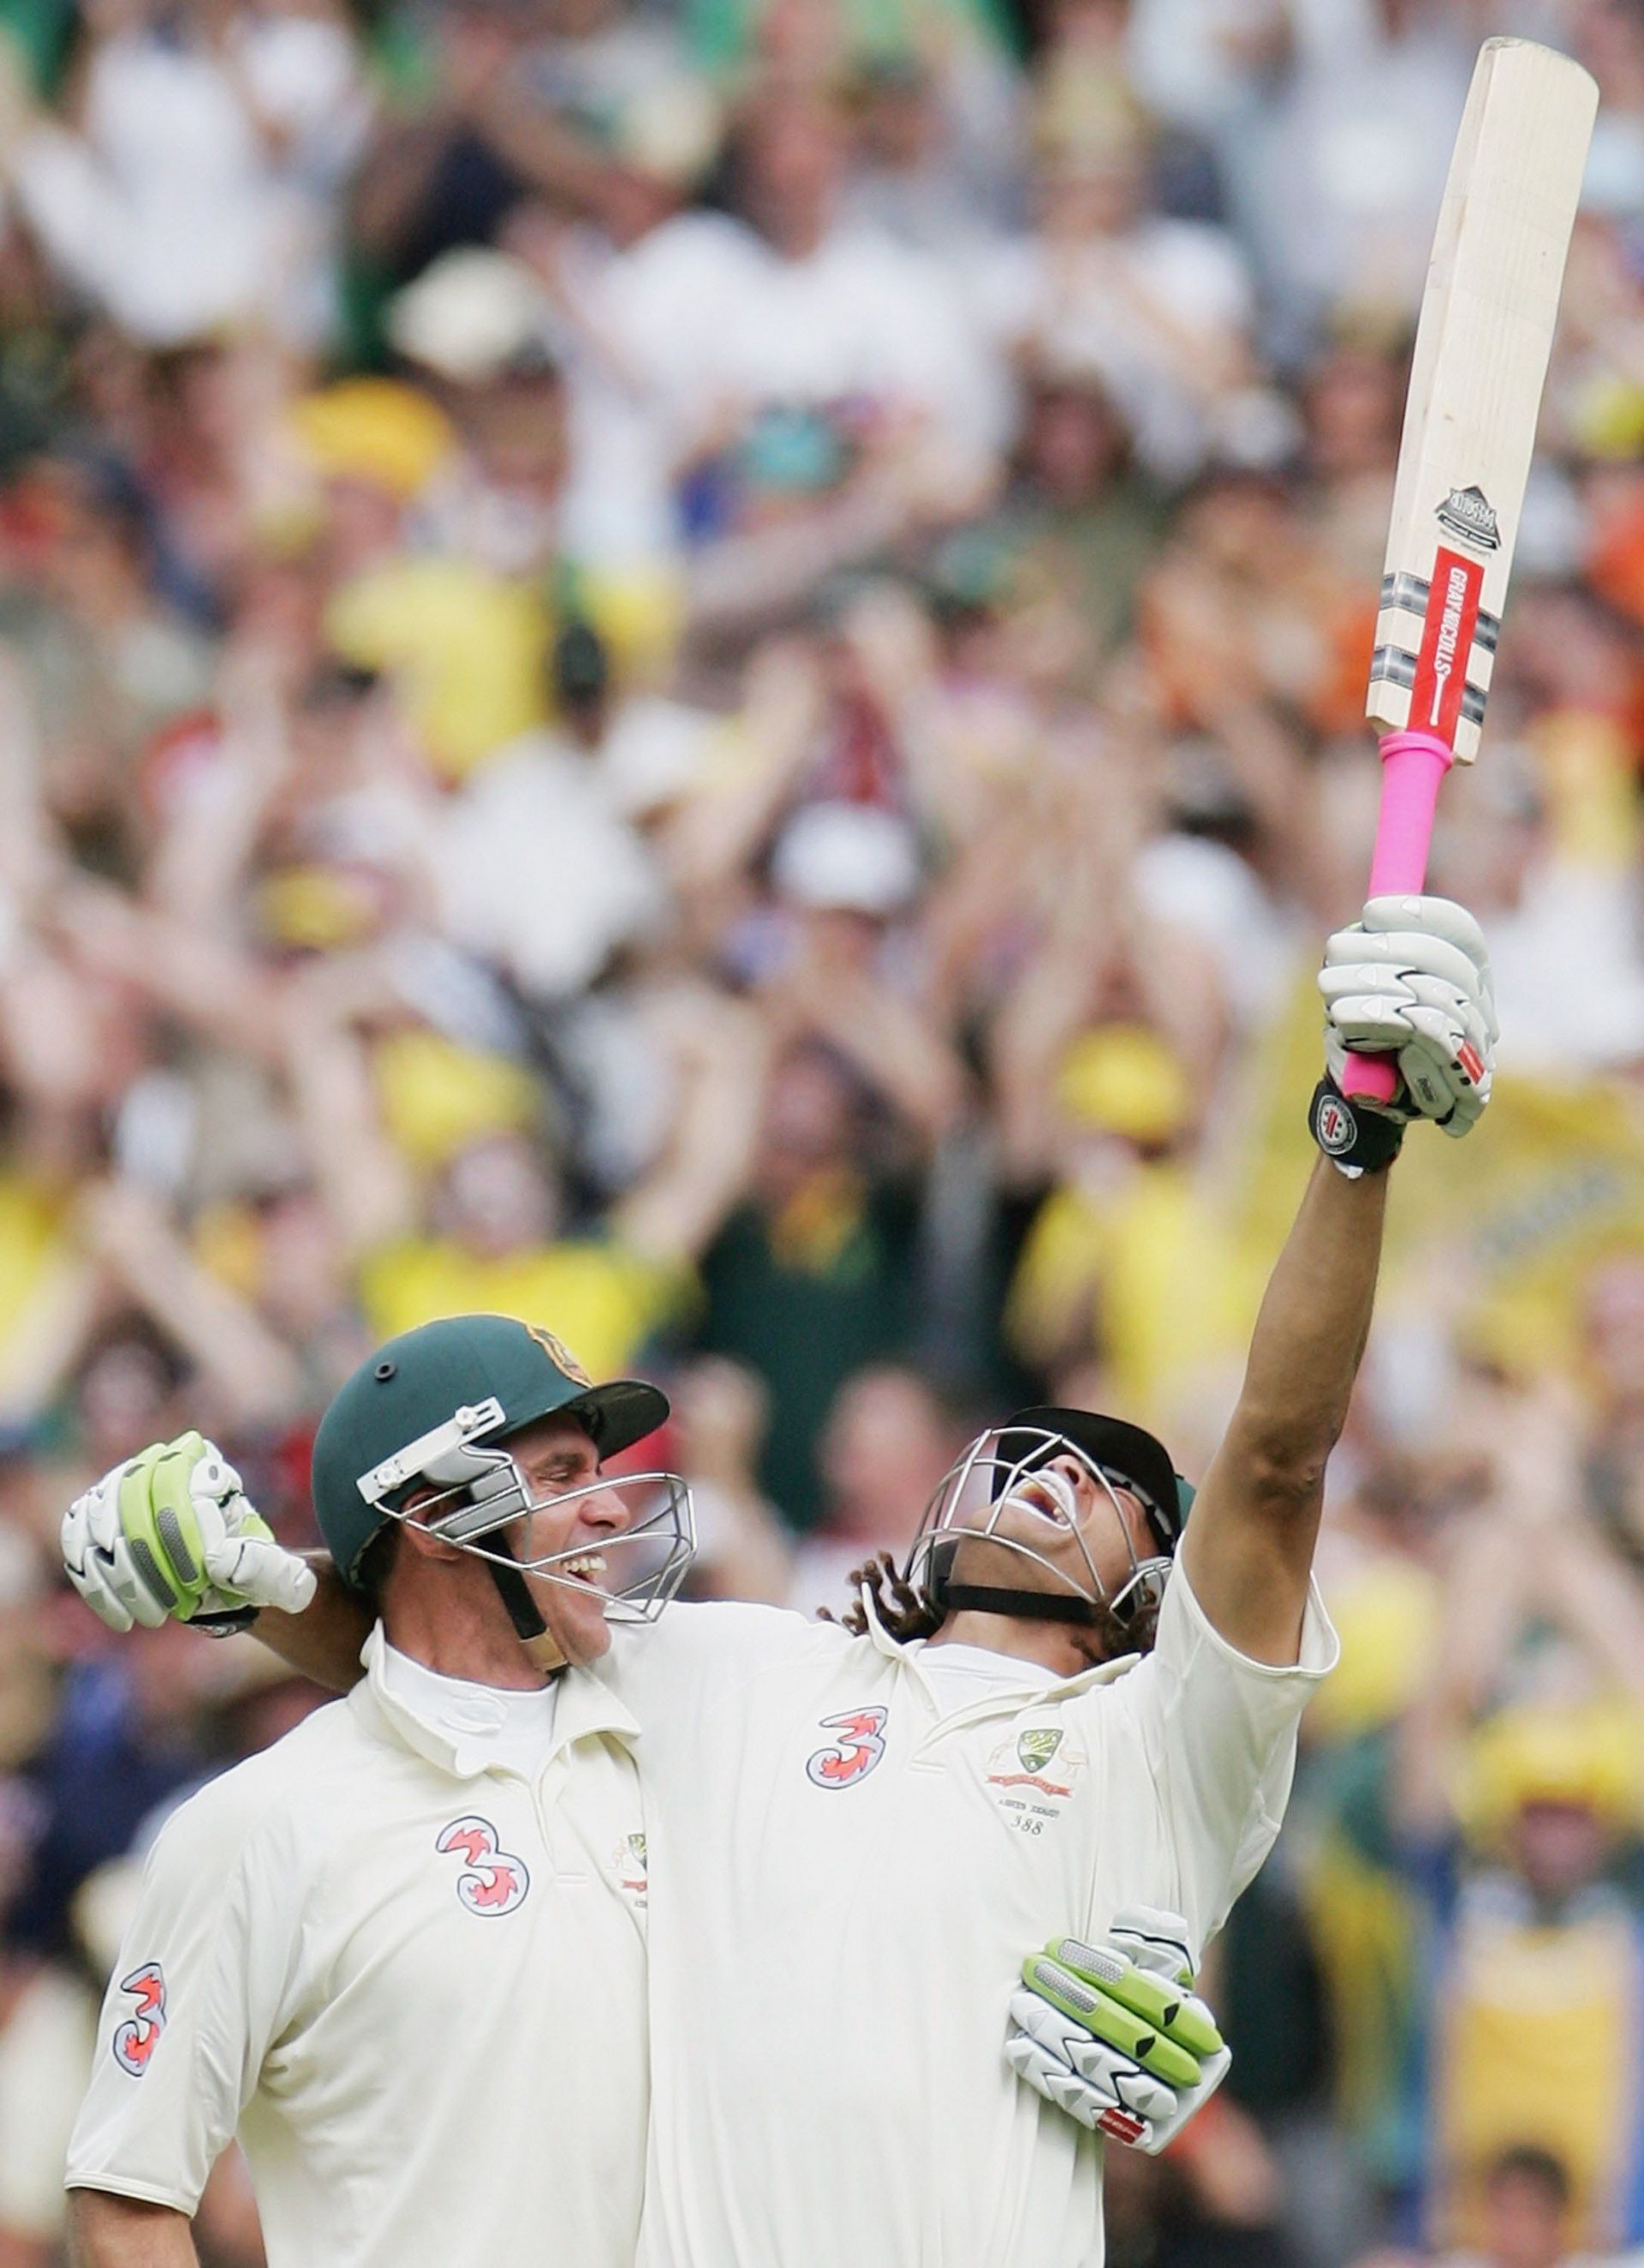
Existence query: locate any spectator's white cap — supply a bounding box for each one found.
[771,803,921,916]
[388,250,557,386]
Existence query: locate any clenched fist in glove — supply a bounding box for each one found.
[1312,896,1497,1169]
[63,1431,317,1634]
[1006,1907,1230,2152]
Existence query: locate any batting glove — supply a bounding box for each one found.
[1006,1906,1230,2152]
[63,1431,316,1634]
[1319,894,1496,1137]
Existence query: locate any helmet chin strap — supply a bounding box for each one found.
[485,1531,568,1674]
[929,1572,1105,1626]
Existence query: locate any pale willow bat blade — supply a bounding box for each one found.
[1342,36,1596,1104]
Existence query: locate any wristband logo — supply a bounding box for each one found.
[1314,1093,1358,1156]
[112,1962,167,2076]
[807,1706,889,1788]
[436,1816,531,1915]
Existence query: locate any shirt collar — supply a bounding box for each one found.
[855,1583,1143,1698]
[351,1622,640,1779]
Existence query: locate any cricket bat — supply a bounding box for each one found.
[1343,36,1597,1101]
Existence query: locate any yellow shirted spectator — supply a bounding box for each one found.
[360,1231,682,1383]
[1428,1703,1644,2253]
[289,379,456,505]
[325,556,551,781]
[1005,1025,1258,1424]
[0,1175,82,1416]
[353,1101,687,1379]
[372,1031,539,1176]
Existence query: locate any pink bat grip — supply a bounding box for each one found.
[1339,729,1456,1102]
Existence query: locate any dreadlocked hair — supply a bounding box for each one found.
[818,1552,944,1642]
[818,1551,1165,1661]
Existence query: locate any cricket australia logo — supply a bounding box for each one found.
[524,1323,593,1386]
[436,1816,531,1915]
[614,1831,648,1901]
[988,1727,1075,1798]
[112,1962,167,2076]
[987,1724,1086,1836]
[807,1706,889,1788]
[1434,483,1500,552]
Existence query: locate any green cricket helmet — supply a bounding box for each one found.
[311,1314,692,1646]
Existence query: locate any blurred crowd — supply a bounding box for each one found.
[0,0,1642,2259]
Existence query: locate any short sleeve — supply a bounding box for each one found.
[1093,1564,1338,1958]
[64,1777,301,2215]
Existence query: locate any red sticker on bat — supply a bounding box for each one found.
[1409,547,1484,746]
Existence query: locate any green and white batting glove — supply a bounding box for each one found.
[1006,1906,1230,2152]
[62,1432,316,1635]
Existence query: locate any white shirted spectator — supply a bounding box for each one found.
[1135,827,1296,1030]
[12,0,368,349]
[988,125,1269,483]
[770,801,923,920]
[1124,0,1278,140]
[390,236,680,572]
[436,721,666,1001]
[604,91,1010,469]
[1215,0,1474,348]
[1486,856,1644,1078]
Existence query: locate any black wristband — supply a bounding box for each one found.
[1309,1076,1406,1175]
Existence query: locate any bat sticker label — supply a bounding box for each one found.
[1410,547,1486,743]
[1434,484,1501,551]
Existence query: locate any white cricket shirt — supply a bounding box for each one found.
[597,1561,1337,2268]
[66,1626,651,2268]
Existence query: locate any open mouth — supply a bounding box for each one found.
[1003,1471,1077,1526]
[561,1553,608,1586]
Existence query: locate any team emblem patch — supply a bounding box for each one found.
[807,1706,888,1789]
[436,1816,531,1915]
[1016,1728,1064,1776]
[615,1831,648,1898]
[987,1726,1077,1799]
[525,1323,593,1387]
[112,1962,166,2076]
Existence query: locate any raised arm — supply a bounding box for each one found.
[1183,1160,1386,1663]
[1183,897,1497,1665]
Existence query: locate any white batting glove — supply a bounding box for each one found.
[1006,1906,1230,2153]
[1319,895,1496,1137]
[63,1432,316,1634]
